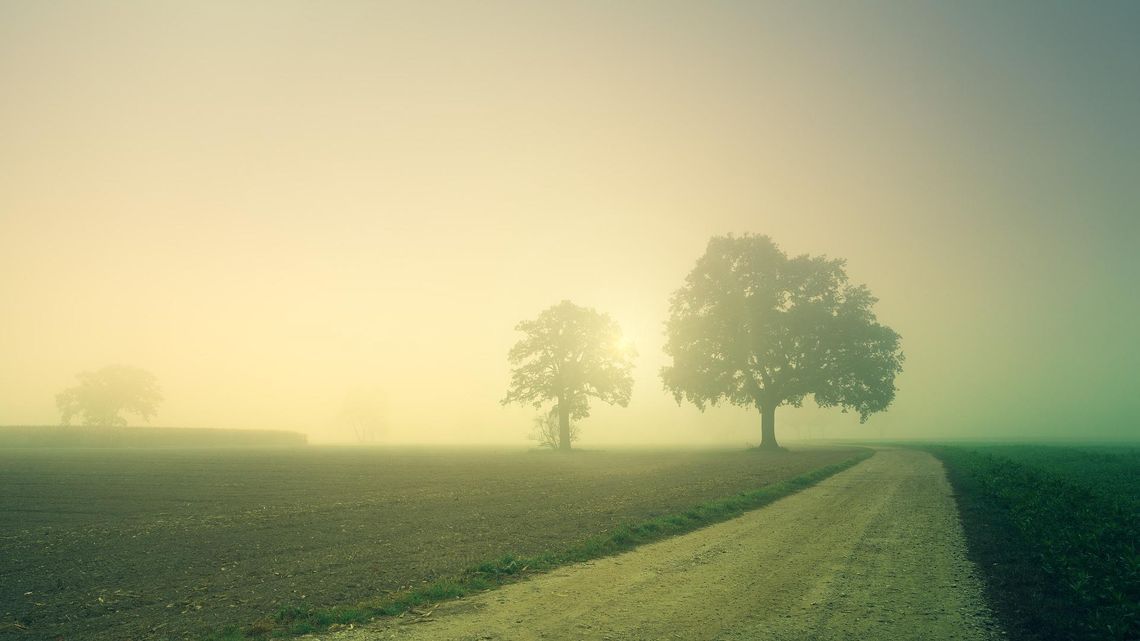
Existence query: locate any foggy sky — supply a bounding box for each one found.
[2,1,1138,444]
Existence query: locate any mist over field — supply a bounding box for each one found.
[2,1,1138,445]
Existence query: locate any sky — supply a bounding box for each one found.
[1,1,1138,445]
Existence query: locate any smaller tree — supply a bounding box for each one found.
[502,300,635,451]
[340,389,385,443]
[530,409,580,450]
[56,365,163,427]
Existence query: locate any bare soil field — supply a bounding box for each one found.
[0,445,859,640]
[321,449,1000,641]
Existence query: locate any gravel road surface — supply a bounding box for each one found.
[320,449,1000,641]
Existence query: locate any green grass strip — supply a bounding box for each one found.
[207,449,873,640]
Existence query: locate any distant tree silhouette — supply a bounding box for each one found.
[340,389,386,443]
[502,301,635,451]
[662,234,903,450]
[56,365,163,427]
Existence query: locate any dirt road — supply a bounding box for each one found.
[321,449,1000,641]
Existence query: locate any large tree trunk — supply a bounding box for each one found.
[759,404,779,450]
[557,401,572,451]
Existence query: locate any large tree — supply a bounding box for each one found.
[56,365,163,427]
[502,300,635,450]
[661,234,903,450]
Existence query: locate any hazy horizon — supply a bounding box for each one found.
[2,1,1138,445]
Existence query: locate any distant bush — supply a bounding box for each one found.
[529,410,579,449]
[930,446,1139,641]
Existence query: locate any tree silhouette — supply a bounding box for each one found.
[502,300,635,450]
[340,389,385,443]
[56,365,163,427]
[662,234,903,450]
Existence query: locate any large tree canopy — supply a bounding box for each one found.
[56,365,163,427]
[661,234,903,449]
[502,300,635,450]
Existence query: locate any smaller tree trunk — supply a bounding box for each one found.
[557,401,572,451]
[759,404,779,450]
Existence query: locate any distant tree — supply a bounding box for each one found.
[56,365,163,427]
[530,409,580,450]
[340,389,385,443]
[661,234,903,450]
[502,300,635,451]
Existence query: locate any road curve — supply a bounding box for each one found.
[320,449,1001,641]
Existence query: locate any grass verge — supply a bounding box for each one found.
[926,446,1139,641]
[208,448,873,640]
